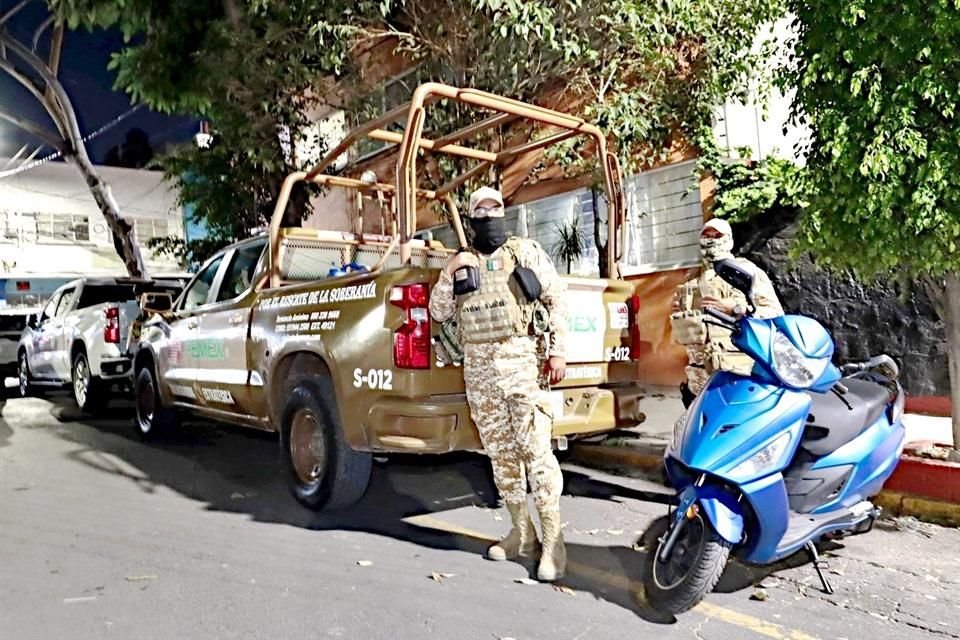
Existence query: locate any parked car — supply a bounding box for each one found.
[0,275,79,389]
[18,276,185,410]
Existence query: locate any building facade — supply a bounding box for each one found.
[0,159,185,276]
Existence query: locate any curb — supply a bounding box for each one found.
[875,491,960,527]
[568,441,666,481]
[570,441,960,528]
[904,396,952,417]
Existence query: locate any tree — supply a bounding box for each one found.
[0,2,147,277]
[783,0,960,449]
[104,127,154,168]
[327,0,788,276]
[52,0,350,253]
[54,0,785,269]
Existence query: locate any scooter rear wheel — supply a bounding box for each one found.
[645,513,731,614]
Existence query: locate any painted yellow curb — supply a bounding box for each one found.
[877,490,960,527]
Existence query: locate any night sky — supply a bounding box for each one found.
[0,3,196,165]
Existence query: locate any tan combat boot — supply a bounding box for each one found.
[487,502,540,561]
[536,509,567,582]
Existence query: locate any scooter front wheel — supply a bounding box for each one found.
[645,512,732,614]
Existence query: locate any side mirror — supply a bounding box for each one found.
[714,258,755,308]
[26,314,38,329]
[141,292,173,315]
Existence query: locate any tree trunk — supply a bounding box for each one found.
[945,272,960,450]
[66,152,148,279]
[591,188,608,278]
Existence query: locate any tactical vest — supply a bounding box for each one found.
[671,265,754,375]
[457,238,536,344]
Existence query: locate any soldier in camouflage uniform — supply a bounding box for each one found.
[429,186,569,582]
[671,218,784,404]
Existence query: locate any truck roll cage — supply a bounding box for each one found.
[268,82,627,288]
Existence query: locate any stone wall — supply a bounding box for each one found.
[736,222,949,396]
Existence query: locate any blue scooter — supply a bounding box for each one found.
[645,259,906,614]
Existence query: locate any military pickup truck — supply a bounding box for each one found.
[135,83,646,511]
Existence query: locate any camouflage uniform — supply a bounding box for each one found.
[674,258,784,394]
[429,237,568,511]
[431,229,569,581]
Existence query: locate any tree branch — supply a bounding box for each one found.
[0,108,61,149]
[0,0,31,28]
[32,15,53,52]
[0,30,85,158]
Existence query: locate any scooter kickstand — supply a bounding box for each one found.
[805,541,834,595]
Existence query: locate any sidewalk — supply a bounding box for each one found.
[569,387,957,523]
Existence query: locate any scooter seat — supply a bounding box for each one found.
[802,379,890,457]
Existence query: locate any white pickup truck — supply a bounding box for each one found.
[18,276,185,411]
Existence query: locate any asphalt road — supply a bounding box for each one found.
[1,392,959,640]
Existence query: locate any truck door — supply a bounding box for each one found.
[50,286,80,381]
[194,239,266,417]
[28,290,63,379]
[161,253,227,407]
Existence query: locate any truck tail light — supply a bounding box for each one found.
[104,306,120,344]
[390,283,431,369]
[629,294,642,360]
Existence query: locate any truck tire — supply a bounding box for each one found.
[18,351,41,398]
[72,351,106,413]
[280,378,371,511]
[134,366,178,439]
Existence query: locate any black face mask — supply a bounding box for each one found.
[468,217,508,254]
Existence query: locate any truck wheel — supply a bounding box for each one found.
[18,352,41,398]
[72,351,106,413]
[644,511,732,614]
[134,366,178,439]
[280,378,372,511]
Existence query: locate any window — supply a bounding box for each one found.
[217,242,265,302]
[182,255,225,311]
[40,291,61,322]
[77,284,137,310]
[620,160,703,274]
[353,67,428,160]
[35,213,90,243]
[133,218,169,243]
[54,288,76,317]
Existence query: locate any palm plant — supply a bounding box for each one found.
[551,215,585,274]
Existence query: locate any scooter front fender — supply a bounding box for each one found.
[676,485,744,546]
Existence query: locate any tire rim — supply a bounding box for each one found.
[136,374,155,434]
[73,357,89,407]
[652,513,708,591]
[18,356,28,397]
[290,409,326,486]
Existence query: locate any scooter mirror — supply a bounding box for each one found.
[714,258,754,298]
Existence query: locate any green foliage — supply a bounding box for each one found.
[696,129,807,224]
[147,236,225,271]
[50,0,344,249]
[782,0,960,280]
[53,0,786,250]
[322,0,787,174]
[551,215,585,273]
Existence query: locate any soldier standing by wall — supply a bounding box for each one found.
[671,218,784,406]
[429,186,569,582]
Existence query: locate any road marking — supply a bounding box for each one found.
[406,514,819,640]
[63,596,96,604]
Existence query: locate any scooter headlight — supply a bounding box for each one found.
[733,431,792,479]
[771,331,829,388]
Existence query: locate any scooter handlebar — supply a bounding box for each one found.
[704,306,739,327]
